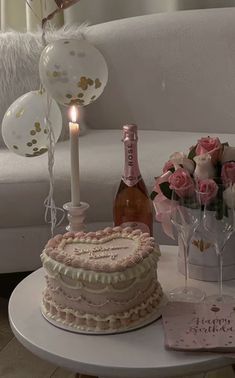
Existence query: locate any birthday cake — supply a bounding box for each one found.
[40,226,164,333]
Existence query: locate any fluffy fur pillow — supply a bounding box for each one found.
[0,25,88,147]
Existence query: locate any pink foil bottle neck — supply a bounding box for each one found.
[122,124,141,186]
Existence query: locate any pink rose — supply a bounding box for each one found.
[195,137,222,164]
[168,168,195,198]
[221,162,235,186]
[197,179,218,205]
[163,160,174,173]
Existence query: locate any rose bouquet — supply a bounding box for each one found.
[151,136,235,238]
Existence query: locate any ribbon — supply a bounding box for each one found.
[153,171,177,239]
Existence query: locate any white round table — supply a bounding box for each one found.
[8,246,234,378]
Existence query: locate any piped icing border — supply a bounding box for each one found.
[45,275,157,307]
[41,226,160,274]
[46,268,156,293]
[41,251,159,284]
[41,284,163,332]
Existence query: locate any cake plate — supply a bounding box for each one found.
[41,294,169,335]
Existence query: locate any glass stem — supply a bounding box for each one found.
[182,238,189,293]
[218,252,223,301]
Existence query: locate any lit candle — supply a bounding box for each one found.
[69,106,80,206]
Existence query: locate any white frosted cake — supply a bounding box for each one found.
[40,226,164,333]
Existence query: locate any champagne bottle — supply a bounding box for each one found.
[113,124,153,235]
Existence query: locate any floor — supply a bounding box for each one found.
[0,296,77,378]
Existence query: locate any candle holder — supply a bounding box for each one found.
[63,201,89,232]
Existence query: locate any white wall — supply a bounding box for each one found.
[1,0,235,31]
[64,0,179,25]
[64,0,235,25]
[0,0,63,32]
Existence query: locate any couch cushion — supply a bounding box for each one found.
[1,129,235,229]
[84,8,235,134]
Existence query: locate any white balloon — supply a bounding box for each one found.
[39,38,108,107]
[2,90,62,157]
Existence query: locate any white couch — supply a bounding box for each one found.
[1,7,235,273]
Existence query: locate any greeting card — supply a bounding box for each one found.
[162,302,235,352]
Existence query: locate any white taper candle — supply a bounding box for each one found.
[69,106,80,206]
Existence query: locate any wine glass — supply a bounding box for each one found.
[200,182,235,303]
[168,189,205,302]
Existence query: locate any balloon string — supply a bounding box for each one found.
[25,0,42,23]
[43,94,65,236]
[41,9,59,46]
[26,0,75,235]
[40,6,65,236]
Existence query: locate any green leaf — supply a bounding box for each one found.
[214,162,222,180]
[188,145,197,161]
[159,182,172,200]
[150,191,158,200]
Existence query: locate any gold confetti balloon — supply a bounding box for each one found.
[2,90,62,157]
[39,38,108,107]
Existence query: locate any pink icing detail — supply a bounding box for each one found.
[102,263,112,271]
[93,262,101,270]
[114,263,126,271]
[56,254,66,263]
[73,258,82,268]
[54,234,63,242]
[43,227,158,273]
[84,237,92,242]
[75,232,85,237]
[123,227,133,233]
[86,232,96,238]
[133,254,143,263]
[103,227,113,233]
[64,232,75,238]
[125,259,135,268]
[132,229,142,236]
[140,233,150,239]
[47,239,58,248]
[113,226,122,232]
[142,247,151,257]
[49,250,58,259]
[77,259,86,268]
[64,257,73,265]
[95,231,104,236]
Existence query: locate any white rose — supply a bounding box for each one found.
[223,184,235,208]
[169,151,195,173]
[221,146,235,163]
[193,153,215,180]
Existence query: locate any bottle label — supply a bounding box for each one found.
[120,221,150,234]
[123,141,141,187]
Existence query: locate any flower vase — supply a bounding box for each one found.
[177,222,235,281]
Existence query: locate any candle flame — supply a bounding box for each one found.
[69,106,79,123]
